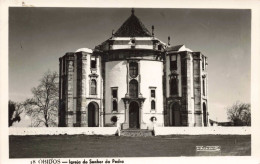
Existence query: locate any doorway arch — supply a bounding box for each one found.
[129,101,140,129]
[170,103,181,126]
[203,103,207,126]
[88,102,99,127]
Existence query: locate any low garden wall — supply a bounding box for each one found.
[9,127,118,136]
[153,126,250,136]
[9,127,251,136]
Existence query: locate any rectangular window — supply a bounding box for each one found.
[158,45,162,51]
[202,56,205,70]
[203,79,206,96]
[90,79,97,95]
[151,90,155,98]
[129,80,138,98]
[149,87,156,111]
[151,100,155,110]
[112,89,117,98]
[111,87,118,112]
[170,77,178,96]
[129,62,138,78]
[170,55,177,70]
[91,57,97,69]
[113,100,118,111]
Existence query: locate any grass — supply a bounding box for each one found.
[9,135,251,158]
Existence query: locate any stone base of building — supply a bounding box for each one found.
[140,123,147,129]
[122,123,129,129]
[73,123,87,127]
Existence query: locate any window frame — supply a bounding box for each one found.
[151,100,156,110]
[111,87,118,112]
[129,62,138,78]
[149,86,157,112]
[151,90,155,98]
[203,78,206,96]
[90,79,97,95]
[170,54,177,71]
[202,56,205,71]
[129,79,138,98]
[112,100,118,112]
[90,56,97,69]
[170,76,178,96]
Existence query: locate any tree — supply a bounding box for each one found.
[9,101,23,127]
[24,71,59,127]
[227,101,251,126]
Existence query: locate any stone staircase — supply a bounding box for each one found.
[120,129,154,137]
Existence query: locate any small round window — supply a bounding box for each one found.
[150,116,157,122]
[111,116,118,123]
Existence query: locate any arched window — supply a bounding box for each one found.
[151,100,155,110]
[129,80,138,98]
[129,62,138,78]
[113,100,117,111]
[170,77,178,95]
[90,79,97,95]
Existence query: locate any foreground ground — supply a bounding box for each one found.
[9,135,250,158]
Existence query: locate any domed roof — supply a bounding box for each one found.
[75,48,93,53]
[113,9,152,37]
[166,45,193,52]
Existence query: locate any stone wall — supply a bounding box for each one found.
[154,127,251,136]
[9,127,118,136]
[58,53,75,127]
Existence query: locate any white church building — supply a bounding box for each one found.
[58,9,209,129]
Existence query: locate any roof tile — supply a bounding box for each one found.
[114,13,152,37]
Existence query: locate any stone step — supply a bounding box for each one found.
[120,129,154,137]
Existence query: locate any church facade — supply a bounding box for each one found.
[58,10,209,129]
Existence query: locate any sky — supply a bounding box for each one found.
[9,8,251,126]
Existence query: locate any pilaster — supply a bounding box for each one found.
[67,59,74,127]
[122,99,130,129]
[139,100,146,129]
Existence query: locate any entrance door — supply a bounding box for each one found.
[172,110,181,126]
[171,103,181,126]
[129,101,139,129]
[88,103,97,127]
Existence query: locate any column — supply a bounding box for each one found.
[193,53,202,127]
[181,52,190,126]
[80,53,87,126]
[125,63,129,97]
[67,58,75,127]
[186,52,193,126]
